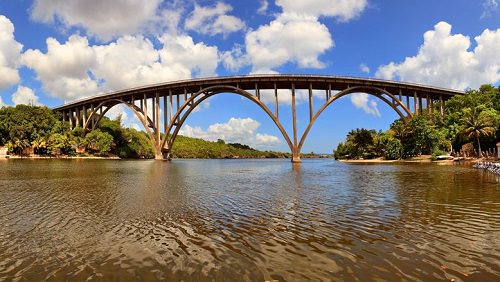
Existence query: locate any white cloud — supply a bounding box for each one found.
[21,33,219,102]
[21,35,99,101]
[192,101,211,113]
[0,96,6,107]
[158,34,218,77]
[350,93,381,117]
[30,0,162,40]
[360,63,370,73]
[376,22,500,90]
[105,104,128,123]
[258,0,269,15]
[245,13,333,72]
[225,0,368,73]
[220,44,249,72]
[0,16,23,91]
[179,117,281,148]
[482,0,499,18]
[94,35,184,91]
[276,0,368,20]
[185,2,245,37]
[11,86,39,105]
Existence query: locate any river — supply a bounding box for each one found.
[0,159,499,281]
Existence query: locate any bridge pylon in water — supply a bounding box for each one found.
[54,75,462,162]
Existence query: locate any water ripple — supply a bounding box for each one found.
[0,159,499,281]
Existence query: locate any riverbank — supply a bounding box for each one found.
[1,153,332,160]
[2,155,121,160]
[340,155,433,163]
[340,155,499,164]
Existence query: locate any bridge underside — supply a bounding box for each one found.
[54,75,462,162]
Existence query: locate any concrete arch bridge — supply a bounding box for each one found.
[53,75,463,162]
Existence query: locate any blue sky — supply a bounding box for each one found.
[0,0,499,153]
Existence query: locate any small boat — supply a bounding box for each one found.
[436,155,454,160]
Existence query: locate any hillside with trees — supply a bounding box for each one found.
[0,105,292,159]
[334,85,500,160]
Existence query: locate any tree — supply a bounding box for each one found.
[31,136,47,155]
[47,133,76,155]
[84,130,114,155]
[459,107,498,156]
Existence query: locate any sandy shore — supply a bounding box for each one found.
[340,156,498,164]
[340,156,433,163]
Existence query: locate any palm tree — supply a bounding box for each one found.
[31,136,47,155]
[460,108,496,157]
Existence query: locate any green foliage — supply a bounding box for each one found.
[333,128,379,160]
[171,135,290,159]
[116,128,155,159]
[378,135,403,160]
[0,105,58,149]
[84,129,113,155]
[401,115,443,157]
[334,85,500,160]
[47,133,76,155]
[0,105,289,159]
[459,106,498,155]
[431,149,447,161]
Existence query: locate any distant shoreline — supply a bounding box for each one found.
[340,156,498,164]
[1,154,332,160]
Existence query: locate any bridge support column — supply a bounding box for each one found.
[155,152,164,160]
[292,147,301,163]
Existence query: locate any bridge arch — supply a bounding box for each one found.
[55,75,462,162]
[160,85,294,158]
[297,86,413,152]
[82,99,158,157]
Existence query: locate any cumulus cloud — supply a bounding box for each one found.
[225,0,367,73]
[158,34,218,77]
[360,63,370,74]
[30,0,162,40]
[245,14,333,73]
[350,93,381,117]
[12,86,40,105]
[482,0,499,18]
[179,117,281,148]
[0,16,23,91]
[0,96,6,107]
[257,0,269,15]
[220,44,249,72]
[21,33,218,102]
[376,22,500,90]
[185,2,245,37]
[276,0,368,20]
[22,35,99,101]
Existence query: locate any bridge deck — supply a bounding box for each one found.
[53,75,464,110]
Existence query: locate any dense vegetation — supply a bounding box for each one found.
[0,105,293,159]
[172,136,291,159]
[334,85,500,160]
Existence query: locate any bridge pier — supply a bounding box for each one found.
[291,147,301,163]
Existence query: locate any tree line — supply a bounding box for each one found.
[0,105,293,159]
[334,85,500,160]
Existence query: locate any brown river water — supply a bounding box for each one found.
[0,159,499,281]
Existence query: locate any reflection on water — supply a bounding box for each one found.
[0,159,499,281]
